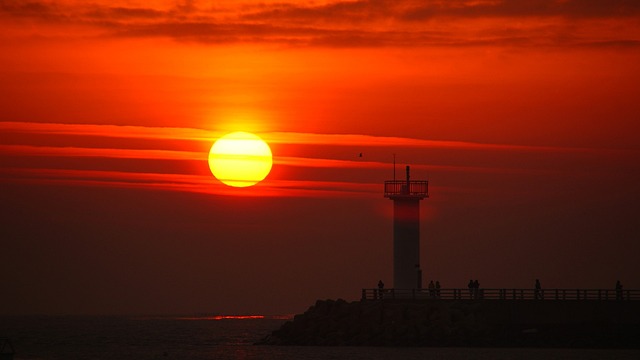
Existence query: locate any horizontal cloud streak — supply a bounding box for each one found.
[1,1,638,48]
[3,121,623,154]
[0,167,381,198]
[3,121,633,197]
[0,121,214,141]
[0,144,204,161]
[1,144,570,179]
[265,132,637,156]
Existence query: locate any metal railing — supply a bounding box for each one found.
[362,288,640,301]
[384,180,429,198]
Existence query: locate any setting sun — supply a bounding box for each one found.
[208,132,273,187]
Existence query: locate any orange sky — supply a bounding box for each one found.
[1,0,640,315]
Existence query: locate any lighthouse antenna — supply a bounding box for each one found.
[393,153,396,182]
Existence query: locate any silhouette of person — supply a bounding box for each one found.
[377,280,384,299]
[473,279,479,299]
[535,279,542,300]
[435,281,441,298]
[615,280,623,300]
[468,279,474,298]
[428,280,435,297]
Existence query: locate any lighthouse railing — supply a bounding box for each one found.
[384,180,428,197]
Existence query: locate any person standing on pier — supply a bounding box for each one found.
[615,280,623,300]
[435,281,441,298]
[428,280,435,297]
[473,280,480,299]
[377,280,385,299]
[535,279,542,300]
[468,280,474,299]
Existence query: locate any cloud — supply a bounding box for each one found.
[5,121,605,199]
[0,167,381,198]
[3,121,630,155]
[240,0,640,24]
[0,121,214,141]
[0,144,569,180]
[4,120,637,206]
[1,0,638,47]
[84,6,165,20]
[4,121,629,200]
[3,121,617,154]
[396,0,640,20]
[0,144,204,161]
[0,1,56,18]
[264,131,620,155]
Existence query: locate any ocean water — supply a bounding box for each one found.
[1,316,638,360]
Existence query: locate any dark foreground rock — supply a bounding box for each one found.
[258,298,640,347]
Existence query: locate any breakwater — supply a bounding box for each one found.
[259,298,640,347]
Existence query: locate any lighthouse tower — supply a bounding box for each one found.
[384,166,428,289]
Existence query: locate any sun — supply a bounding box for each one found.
[208,132,273,187]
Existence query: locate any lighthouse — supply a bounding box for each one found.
[384,166,428,289]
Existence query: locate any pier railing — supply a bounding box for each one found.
[362,288,640,301]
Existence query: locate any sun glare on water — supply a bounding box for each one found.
[208,132,273,187]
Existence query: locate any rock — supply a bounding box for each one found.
[257,298,640,347]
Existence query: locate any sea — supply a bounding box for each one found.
[1,315,638,360]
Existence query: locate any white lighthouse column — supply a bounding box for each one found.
[384,165,428,291]
[393,198,421,289]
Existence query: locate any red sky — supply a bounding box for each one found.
[1,0,640,315]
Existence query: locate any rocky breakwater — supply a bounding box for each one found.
[259,298,500,346]
[259,298,640,347]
